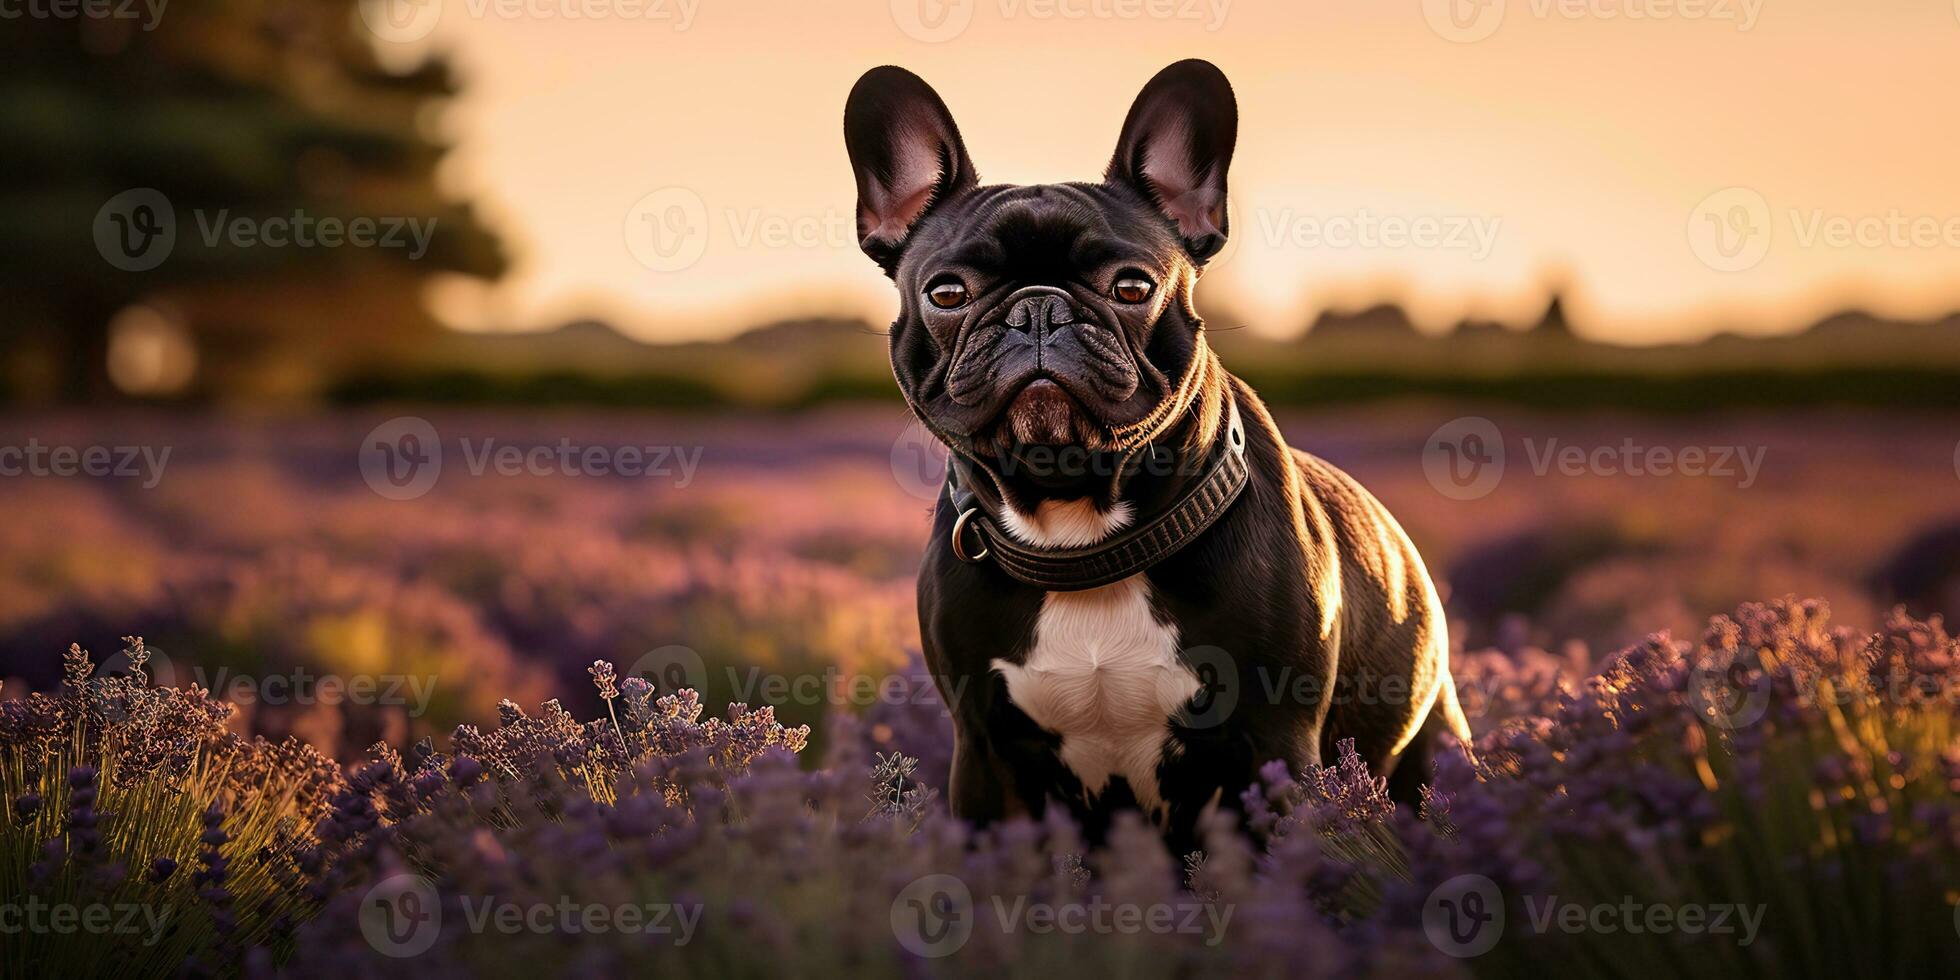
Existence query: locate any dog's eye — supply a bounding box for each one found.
[1111,275,1154,304]
[925,279,969,309]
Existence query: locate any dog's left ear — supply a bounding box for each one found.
[1106,59,1238,262]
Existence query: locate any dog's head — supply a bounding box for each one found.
[845,60,1236,498]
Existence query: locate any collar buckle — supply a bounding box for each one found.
[949,506,991,563]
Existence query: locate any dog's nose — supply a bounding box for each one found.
[1002,292,1075,337]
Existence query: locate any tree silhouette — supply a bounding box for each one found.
[0,1,503,402]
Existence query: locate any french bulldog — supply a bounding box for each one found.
[845,59,1471,851]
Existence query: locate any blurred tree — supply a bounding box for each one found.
[0,1,504,402]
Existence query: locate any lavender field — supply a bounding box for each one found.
[4,406,1957,748]
[4,405,1960,976]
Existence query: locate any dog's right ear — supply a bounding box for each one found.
[844,66,977,276]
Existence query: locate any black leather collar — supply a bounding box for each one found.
[943,398,1248,592]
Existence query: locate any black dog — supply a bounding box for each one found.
[845,59,1471,851]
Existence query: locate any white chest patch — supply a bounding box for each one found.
[991,575,1198,818]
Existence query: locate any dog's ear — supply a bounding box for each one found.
[1105,59,1237,262]
[844,66,978,275]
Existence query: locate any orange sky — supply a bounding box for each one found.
[365,0,1960,344]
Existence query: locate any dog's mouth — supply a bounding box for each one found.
[971,379,1088,448]
[965,378,1129,489]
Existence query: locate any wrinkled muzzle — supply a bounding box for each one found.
[943,285,1140,427]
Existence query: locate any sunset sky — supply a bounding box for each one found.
[370,0,1960,344]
